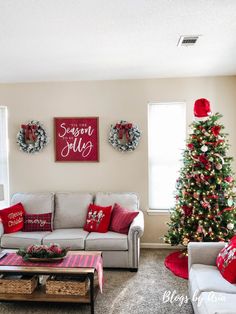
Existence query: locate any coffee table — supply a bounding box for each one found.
[0,250,102,314]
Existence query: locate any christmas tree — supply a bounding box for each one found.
[165,99,236,247]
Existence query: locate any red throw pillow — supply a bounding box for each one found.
[216,241,236,283]
[0,203,25,234]
[230,235,236,243]
[23,213,52,232]
[84,204,112,233]
[109,203,139,234]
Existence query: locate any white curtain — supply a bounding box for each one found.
[0,106,9,209]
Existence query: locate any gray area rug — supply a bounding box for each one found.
[0,249,193,314]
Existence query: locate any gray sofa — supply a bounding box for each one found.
[188,242,236,314]
[0,192,144,270]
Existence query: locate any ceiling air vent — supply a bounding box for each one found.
[177,35,200,47]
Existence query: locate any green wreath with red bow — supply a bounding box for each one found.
[17,120,49,154]
[109,120,141,152]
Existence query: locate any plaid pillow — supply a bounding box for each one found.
[23,213,52,232]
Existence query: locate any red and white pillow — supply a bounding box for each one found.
[216,237,236,283]
[23,213,52,232]
[0,203,25,233]
[84,204,112,233]
[109,203,139,234]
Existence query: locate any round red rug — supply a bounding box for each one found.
[164,251,188,279]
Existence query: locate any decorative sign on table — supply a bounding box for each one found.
[54,117,99,162]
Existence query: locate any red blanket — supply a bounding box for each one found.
[0,253,103,292]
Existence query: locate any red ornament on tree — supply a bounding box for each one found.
[199,154,208,165]
[187,143,194,150]
[211,125,221,137]
[182,205,192,217]
[225,176,234,183]
[194,98,211,118]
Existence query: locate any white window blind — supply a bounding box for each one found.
[148,103,186,210]
[0,106,9,209]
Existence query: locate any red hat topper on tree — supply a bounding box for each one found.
[194,98,211,118]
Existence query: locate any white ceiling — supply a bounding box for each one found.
[1,0,236,82]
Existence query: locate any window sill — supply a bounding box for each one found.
[147,209,171,216]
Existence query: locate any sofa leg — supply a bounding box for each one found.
[129,268,138,272]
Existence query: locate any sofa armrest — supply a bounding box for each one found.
[188,242,226,271]
[0,221,4,238]
[127,211,144,269]
[128,210,144,239]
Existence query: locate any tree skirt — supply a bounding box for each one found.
[164,251,188,279]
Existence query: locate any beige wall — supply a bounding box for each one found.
[0,76,235,244]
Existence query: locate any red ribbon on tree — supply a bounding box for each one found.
[115,123,133,141]
[219,207,234,215]
[21,124,38,142]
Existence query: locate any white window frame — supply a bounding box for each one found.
[148,102,186,214]
[0,106,9,209]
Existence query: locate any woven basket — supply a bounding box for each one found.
[0,274,38,294]
[46,275,89,296]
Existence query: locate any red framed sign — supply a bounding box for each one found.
[54,117,99,162]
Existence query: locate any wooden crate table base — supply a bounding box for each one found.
[0,251,103,314]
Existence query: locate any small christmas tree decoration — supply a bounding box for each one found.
[164,99,236,246]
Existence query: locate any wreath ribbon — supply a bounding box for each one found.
[115,123,133,140]
[109,120,141,152]
[21,124,38,142]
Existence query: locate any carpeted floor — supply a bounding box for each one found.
[0,249,193,314]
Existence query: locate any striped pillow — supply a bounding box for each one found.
[109,203,139,234]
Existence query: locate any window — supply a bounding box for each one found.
[0,106,9,209]
[148,102,186,210]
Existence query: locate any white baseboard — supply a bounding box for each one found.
[141,242,181,249]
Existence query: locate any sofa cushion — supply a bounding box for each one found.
[84,204,112,233]
[42,228,89,250]
[195,292,236,314]
[85,231,128,251]
[54,192,93,229]
[11,193,54,218]
[95,192,139,211]
[189,264,236,299]
[1,231,50,248]
[0,203,25,234]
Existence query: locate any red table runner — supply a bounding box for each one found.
[0,253,103,292]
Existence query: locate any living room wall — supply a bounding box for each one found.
[0,76,236,245]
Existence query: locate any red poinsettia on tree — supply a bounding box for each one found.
[164,99,236,247]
